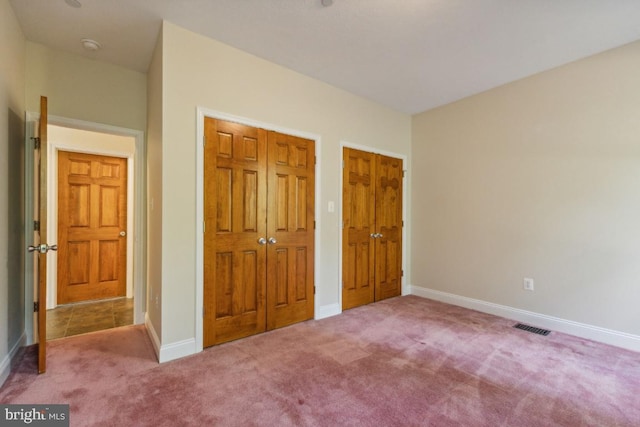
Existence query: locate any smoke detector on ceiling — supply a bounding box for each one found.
[321,0,333,7]
[81,39,101,51]
[65,0,82,8]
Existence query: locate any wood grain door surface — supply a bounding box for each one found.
[35,96,48,373]
[266,131,315,330]
[342,148,376,310]
[373,154,403,301]
[204,119,268,346]
[342,147,403,310]
[204,118,315,347]
[57,151,127,304]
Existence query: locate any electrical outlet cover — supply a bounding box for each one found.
[523,278,534,291]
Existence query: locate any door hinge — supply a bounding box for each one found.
[314,286,316,295]
[203,221,206,234]
[402,170,406,178]
[402,270,404,277]
[203,135,206,148]
[202,306,205,317]
[33,301,39,312]
[32,137,41,149]
[34,220,40,231]
[314,220,316,230]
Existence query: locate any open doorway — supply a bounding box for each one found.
[24,115,146,343]
[47,126,135,339]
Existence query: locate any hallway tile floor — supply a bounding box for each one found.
[46,297,133,339]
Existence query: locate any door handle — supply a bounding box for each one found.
[267,237,277,245]
[370,233,383,239]
[28,244,58,254]
[257,237,267,245]
[119,231,126,237]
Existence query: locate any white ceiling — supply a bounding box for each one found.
[9,0,640,114]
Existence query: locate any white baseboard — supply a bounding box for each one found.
[0,332,27,387]
[316,303,341,320]
[410,285,640,353]
[144,313,197,363]
[158,338,197,363]
[144,313,161,362]
[145,302,341,365]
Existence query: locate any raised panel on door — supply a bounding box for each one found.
[57,151,127,304]
[374,155,403,301]
[266,131,315,330]
[203,118,267,347]
[342,148,376,310]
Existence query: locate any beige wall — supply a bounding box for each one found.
[156,21,411,348]
[412,40,640,336]
[146,27,163,344]
[26,42,147,132]
[0,0,25,385]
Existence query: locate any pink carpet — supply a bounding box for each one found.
[1,296,639,426]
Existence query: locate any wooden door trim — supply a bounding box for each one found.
[339,141,408,310]
[23,112,146,344]
[195,107,321,353]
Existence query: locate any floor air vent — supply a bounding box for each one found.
[513,323,551,336]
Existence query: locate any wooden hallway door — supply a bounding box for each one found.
[30,95,49,374]
[342,147,403,310]
[203,118,315,347]
[57,151,128,304]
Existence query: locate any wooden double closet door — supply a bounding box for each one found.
[203,118,315,347]
[342,147,403,310]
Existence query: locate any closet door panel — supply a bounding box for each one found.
[342,148,376,309]
[267,132,315,330]
[204,118,267,347]
[374,154,403,301]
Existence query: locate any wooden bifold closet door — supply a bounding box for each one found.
[342,147,403,310]
[203,118,315,347]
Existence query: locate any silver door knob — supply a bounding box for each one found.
[28,244,58,254]
[119,231,126,237]
[257,237,267,245]
[268,237,277,245]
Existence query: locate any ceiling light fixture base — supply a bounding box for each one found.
[65,0,82,8]
[81,38,102,51]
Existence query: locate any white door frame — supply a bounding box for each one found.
[24,112,146,344]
